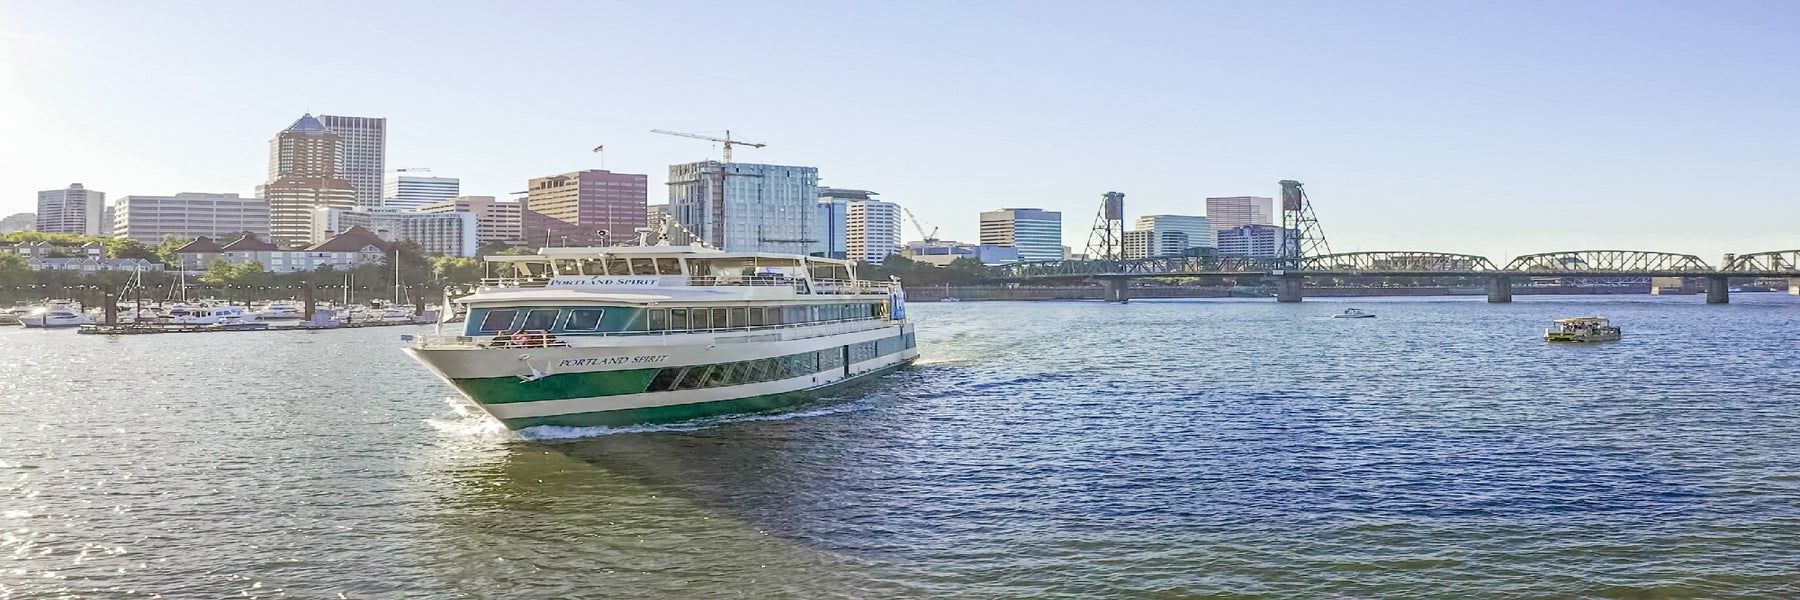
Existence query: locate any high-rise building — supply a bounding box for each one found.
[846,199,902,265]
[0,213,34,234]
[419,196,523,243]
[260,114,358,247]
[112,193,270,244]
[35,184,105,236]
[668,161,819,254]
[313,207,478,257]
[1217,224,1290,257]
[317,115,387,209]
[525,170,648,244]
[1122,229,1190,260]
[979,208,1062,262]
[383,175,459,211]
[1134,215,1215,250]
[818,188,876,259]
[1206,196,1274,232]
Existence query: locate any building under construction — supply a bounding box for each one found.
[667,161,821,255]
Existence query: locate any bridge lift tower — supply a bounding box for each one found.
[1278,180,1332,268]
[1085,192,1126,261]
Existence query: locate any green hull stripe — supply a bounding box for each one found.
[499,362,908,430]
[453,368,661,404]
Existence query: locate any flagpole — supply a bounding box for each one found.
[593,145,605,170]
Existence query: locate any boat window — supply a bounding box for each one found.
[478,309,519,333]
[712,308,729,328]
[648,368,681,391]
[765,307,781,326]
[630,258,656,275]
[656,258,682,275]
[677,366,709,390]
[520,309,560,331]
[729,307,747,328]
[563,309,604,332]
[692,308,712,329]
[604,258,630,276]
[747,307,764,327]
[647,309,667,331]
[702,364,731,387]
[668,308,688,330]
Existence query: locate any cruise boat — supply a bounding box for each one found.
[1545,317,1621,342]
[405,245,918,430]
[19,306,91,328]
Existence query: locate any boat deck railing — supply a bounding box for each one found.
[410,315,892,349]
[475,276,893,295]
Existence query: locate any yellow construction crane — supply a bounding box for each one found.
[903,208,939,244]
[650,129,766,162]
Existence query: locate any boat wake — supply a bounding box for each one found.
[425,398,516,440]
[517,396,886,441]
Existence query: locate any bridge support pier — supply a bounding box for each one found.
[1706,275,1730,304]
[1103,278,1130,303]
[1487,275,1513,303]
[1276,274,1304,303]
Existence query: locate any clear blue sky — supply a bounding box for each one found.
[2,0,1795,262]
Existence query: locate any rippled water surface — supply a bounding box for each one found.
[4,295,1800,598]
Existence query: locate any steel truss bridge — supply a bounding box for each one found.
[987,249,1800,303]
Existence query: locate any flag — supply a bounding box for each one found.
[593,145,604,152]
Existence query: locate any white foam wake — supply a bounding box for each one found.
[516,396,886,441]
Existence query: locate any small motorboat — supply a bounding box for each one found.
[1545,317,1621,342]
[1334,308,1375,319]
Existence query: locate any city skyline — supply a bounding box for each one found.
[3,2,1796,263]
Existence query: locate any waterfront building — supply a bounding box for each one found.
[815,188,873,259]
[903,240,1020,266]
[317,115,387,209]
[111,193,270,244]
[1205,196,1274,232]
[525,169,648,244]
[1216,224,1290,257]
[313,207,477,256]
[0,240,104,258]
[26,257,163,273]
[847,199,902,265]
[668,161,820,254]
[1134,215,1215,250]
[261,114,358,247]
[0,212,34,233]
[182,228,389,273]
[35,183,105,236]
[1122,229,1190,260]
[383,175,459,211]
[979,208,1062,262]
[419,196,523,243]
[173,236,225,271]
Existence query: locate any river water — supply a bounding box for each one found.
[3,295,1799,598]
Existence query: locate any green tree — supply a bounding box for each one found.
[154,235,192,264]
[432,256,484,287]
[106,238,159,261]
[0,253,28,288]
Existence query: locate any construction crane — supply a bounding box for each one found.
[650,129,766,162]
[902,208,940,244]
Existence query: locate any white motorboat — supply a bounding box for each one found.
[255,302,306,321]
[19,307,91,328]
[168,305,259,325]
[1334,308,1376,319]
